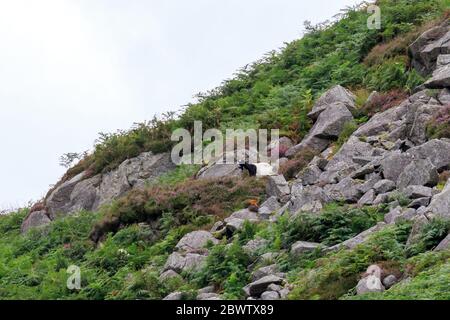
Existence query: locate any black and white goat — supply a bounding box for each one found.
[238,161,277,177]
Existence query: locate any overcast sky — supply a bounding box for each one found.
[0,0,362,210]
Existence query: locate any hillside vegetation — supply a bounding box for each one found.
[1,0,450,300]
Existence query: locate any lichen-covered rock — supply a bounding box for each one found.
[435,234,450,251]
[409,24,450,76]
[380,151,413,183]
[403,185,434,199]
[425,64,450,89]
[291,241,321,256]
[244,275,284,297]
[260,291,280,300]
[289,185,331,214]
[21,210,51,233]
[397,159,439,190]
[307,85,356,120]
[175,230,219,252]
[409,139,450,171]
[373,179,396,194]
[358,189,376,207]
[266,175,290,200]
[46,152,175,217]
[324,177,363,203]
[164,252,207,274]
[287,101,354,156]
[425,179,450,219]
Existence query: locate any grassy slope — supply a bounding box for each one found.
[1,0,449,300]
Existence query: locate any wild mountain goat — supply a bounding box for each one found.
[238,161,277,177]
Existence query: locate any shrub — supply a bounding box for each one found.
[90,177,266,242]
[279,148,316,180]
[361,89,408,116]
[194,240,251,299]
[406,219,450,257]
[282,204,385,247]
[426,105,450,139]
[288,224,411,300]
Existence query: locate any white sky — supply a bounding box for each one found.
[0,0,362,209]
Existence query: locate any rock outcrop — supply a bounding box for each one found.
[46,152,175,218]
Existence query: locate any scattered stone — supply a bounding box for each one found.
[383,275,398,289]
[324,177,362,203]
[163,292,185,300]
[409,139,450,170]
[175,230,219,252]
[308,85,356,120]
[397,159,439,190]
[403,185,434,199]
[244,275,284,297]
[425,179,450,219]
[198,286,215,295]
[159,270,182,282]
[380,152,413,183]
[260,291,280,300]
[243,238,268,256]
[291,241,321,256]
[356,277,385,295]
[373,180,396,194]
[258,197,281,219]
[408,197,431,209]
[21,210,51,233]
[267,284,282,292]
[434,234,450,251]
[197,293,222,300]
[251,265,280,282]
[358,189,376,207]
[266,175,290,200]
[290,185,331,215]
[164,252,207,274]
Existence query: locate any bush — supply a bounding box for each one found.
[195,240,251,299]
[361,89,408,116]
[426,105,450,139]
[282,204,385,247]
[406,219,450,257]
[90,177,266,242]
[279,148,316,180]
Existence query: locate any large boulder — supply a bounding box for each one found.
[46,152,175,217]
[289,185,331,214]
[435,234,450,251]
[175,231,218,252]
[409,24,450,76]
[20,210,51,233]
[286,102,354,157]
[380,151,413,183]
[46,172,90,218]
[397,159,439,190]
[425,59,450,89]
[163,252,207,274]
[353,100,409,138]
[225,209,260,232]
[266,175,290,200]
[324,177,363,203]
[425,179,450,219]
[308,85,356,120]
[291,241,321,256]
[95,152,175,208]
[409,139,450,170]
[243,275,284,297]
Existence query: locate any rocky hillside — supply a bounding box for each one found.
[0,0,449,300]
